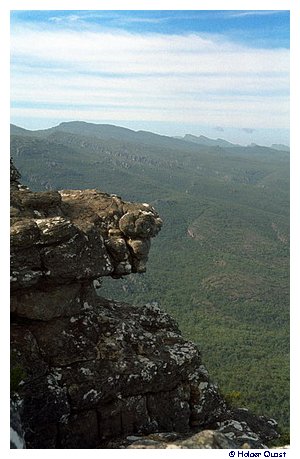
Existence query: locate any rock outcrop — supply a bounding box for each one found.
[10,400,26,449]
[10,160,278,449]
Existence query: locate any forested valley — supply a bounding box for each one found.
[11,121,290,442]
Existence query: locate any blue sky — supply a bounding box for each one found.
[10,10,290,146]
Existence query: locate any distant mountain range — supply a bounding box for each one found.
[175,133,289,151]
[11,122,289,152]
[174,133,239,148]
[270,144,290,152]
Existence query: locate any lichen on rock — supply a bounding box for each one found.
[10,160,279,449]
[10,162,162,291]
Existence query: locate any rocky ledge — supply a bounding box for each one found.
[10,160,278,448]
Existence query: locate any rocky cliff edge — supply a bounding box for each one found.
[10,159,278,449]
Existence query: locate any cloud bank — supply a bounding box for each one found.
[10,21,289,133]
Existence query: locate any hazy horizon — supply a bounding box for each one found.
[11,119,290,148]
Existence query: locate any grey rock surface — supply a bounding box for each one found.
[11,167,162,293]
[10,160,279,449]
[10,400,26,449]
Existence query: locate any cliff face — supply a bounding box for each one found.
[10,160,278,449]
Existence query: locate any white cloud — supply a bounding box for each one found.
[11,95,289,129]
[48,12,168,26]
[10,23,289,131]
[227,11,285,19]
[11,26,289,74]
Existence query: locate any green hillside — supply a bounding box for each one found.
[10,122,289,441]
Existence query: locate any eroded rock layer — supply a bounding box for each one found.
[11,164,162,291]
[10,160,278,448]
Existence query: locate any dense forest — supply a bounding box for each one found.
[11,122,290,442]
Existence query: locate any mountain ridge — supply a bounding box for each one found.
[10,122,289,152]
[176,133,239,148]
